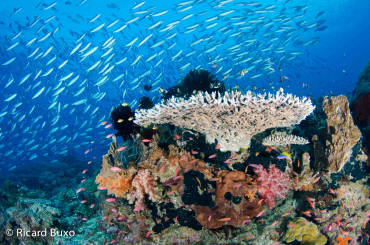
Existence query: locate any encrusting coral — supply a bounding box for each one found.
[322,95,362,172]
[134,89,315,152]
[284,217,327,245]
[262,132,309,146]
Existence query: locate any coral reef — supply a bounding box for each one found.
[193,171,263,229]
[323,96,362,172]
[161,68,226,100]
[283,217,327,245]
[110,103,140,140]
[139,96,154,110]
[286,152,318,191]
[128,169,159,207]
[262,132,309,146]
[135,90,315,152]
[254,164,291,210]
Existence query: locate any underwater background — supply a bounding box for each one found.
[1,0,370,244]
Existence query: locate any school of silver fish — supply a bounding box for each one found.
[0,0,328,169]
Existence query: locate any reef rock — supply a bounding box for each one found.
[351,59,370,128]
[351,59,370,158]
[193,171,262,229]
[323,96,361,172]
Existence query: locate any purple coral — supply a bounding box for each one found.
[254,164,291,210]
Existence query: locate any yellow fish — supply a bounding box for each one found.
[122,102,128,106]
[281,152,292,157]
[128,117,134,121]
[117,119,124,123]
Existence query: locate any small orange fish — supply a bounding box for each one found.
[242,219,251,225]
[90,204,95,208]
[255,152,259,156]
[159,165,166,172]
[87,161,92,164]
[80,200,87,203]
[215,144,222,149]
[209,178,221,182]
[173,134,181,139]
[233,184,242,188]
[98,186,108,190]
[189,137,193,141]
[196,177,202,187]
[191,150,198,154]
[81,179,86,183]
[82,218,88,221]
[175,166,180,176]
[84,149,90,154]
[282,211,293,217]
[105,124,112,129]
[306,197,316,202]
[208,215,212,221]
[212,64,217,68]
[179,155,188,161]
[256,209,266,217]
[287,223,297,228]
[328,187,336,195]
[258,199,264,205]
[82,169,88,174]
[190,159,197,164]
[117,146,127,152]
[142,139,151,142]
[168,190,177,195]
[106,134,114,138]
[103,216,108,219]
[312,176,320,184]
[105,198,117,203]
[101,121,107,125]
[146,231,155,238]
[218,217,231,222]
[224,75,228,79]
[110,167,122,172]
[208,154,217,159]
[246,234,254,240]
[173,175,183,180]
[307,200,315,209]
[133,206,145,211]
[302,211,311,217]
[270,221,278,226]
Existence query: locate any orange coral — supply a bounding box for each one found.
[96,175,133,197]
[336,236,351,245]
[245,190,258,202]
[300,184,314,191]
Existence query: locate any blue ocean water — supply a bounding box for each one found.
[0,0,369,167]
[0,0,370,244]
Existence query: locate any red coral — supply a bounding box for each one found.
[254,164,291,210]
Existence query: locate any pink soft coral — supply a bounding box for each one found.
[129,169,158,207]
[254,164,291,210]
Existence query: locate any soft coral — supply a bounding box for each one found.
[254,164,291,210]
